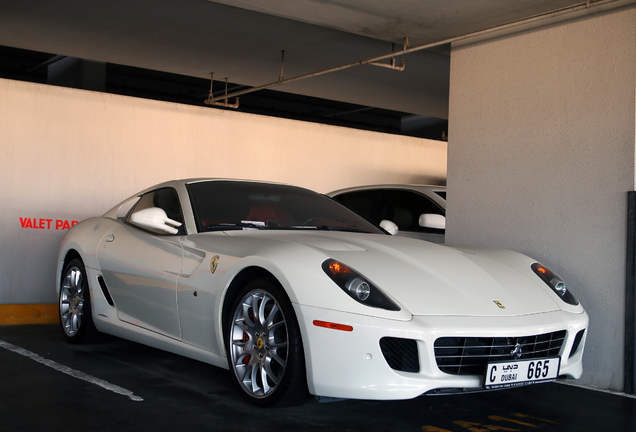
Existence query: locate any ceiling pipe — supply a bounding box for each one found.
[206,37,413,104]
[206,0,631,105]
[204,73,239,108]
[370,56,406,71]
[370,39,408,71]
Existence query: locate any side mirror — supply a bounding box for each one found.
[419,214,445,230]
[130,207,182,234]
[379,219,399,236]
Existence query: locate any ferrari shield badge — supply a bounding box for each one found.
[210,255,220,274]
[493,300,505,309]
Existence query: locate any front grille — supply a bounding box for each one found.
[380,337,420,373]
[434,330,566,375]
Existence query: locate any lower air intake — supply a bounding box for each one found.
[380,337,420,373]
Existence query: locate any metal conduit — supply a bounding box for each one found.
[205,0,627,107]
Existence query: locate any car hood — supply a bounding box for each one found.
[222,230,560,317]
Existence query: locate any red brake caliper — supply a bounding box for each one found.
[242,310,254,365]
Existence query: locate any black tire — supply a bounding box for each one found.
[225,278,309,407]
[58,258,99,344]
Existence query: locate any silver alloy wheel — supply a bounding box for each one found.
[229,289,288,399]
[59,265,85,337]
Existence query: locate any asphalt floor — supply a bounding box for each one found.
[1,324,634,432]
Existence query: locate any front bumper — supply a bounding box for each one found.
[294,304,588,400]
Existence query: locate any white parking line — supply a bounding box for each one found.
[0,340,143,402]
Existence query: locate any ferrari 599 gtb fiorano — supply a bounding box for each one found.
[57,179,588,406]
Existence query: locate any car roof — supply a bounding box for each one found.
[136,178,292,193]
[327,184,446,197]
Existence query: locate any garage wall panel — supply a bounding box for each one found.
[0,78,446,305]
[447,6,636,391]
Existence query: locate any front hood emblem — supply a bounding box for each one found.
[510,343,523,359]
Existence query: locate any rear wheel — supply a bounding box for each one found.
[226,278,308,407]
[59,258,99,343]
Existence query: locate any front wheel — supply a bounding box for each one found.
[226,278,308,407]
[59,258,99,343]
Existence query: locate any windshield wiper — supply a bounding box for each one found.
[313,225,369,233]
[204,223,370,233]
[205,222,269,231]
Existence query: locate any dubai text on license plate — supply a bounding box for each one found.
[484,357,560,389]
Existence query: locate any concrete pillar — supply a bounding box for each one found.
[447,6,636,391]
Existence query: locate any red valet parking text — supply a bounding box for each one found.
[19,217,79,230]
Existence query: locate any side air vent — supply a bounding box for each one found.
[569,330,585,358]
[97,276,115,306]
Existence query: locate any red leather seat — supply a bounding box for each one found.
[245,203,292,227]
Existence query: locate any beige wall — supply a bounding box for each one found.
[0,78,446,304]
[447,6,636,391]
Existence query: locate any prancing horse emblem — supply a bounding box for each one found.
[210,255,220,274]
[510,343,523,359]
[494,300,505,309]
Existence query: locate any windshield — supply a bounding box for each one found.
[186,181,384,234]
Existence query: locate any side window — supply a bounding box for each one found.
[332,190,378,221]
[127,188,185,235]
[378,190,444,234]
[116,196,141,220]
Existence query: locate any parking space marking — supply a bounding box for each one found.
[422,412,559,431]
[0,340,143,402]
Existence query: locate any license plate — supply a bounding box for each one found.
[484,357,560,389]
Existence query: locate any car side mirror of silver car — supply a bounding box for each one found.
[130,207,182,234]
[419,214,446,230]
[379,219,399,235]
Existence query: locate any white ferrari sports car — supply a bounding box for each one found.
[56,179,588,406]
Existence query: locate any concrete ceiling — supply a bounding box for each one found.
[0,0,599,120]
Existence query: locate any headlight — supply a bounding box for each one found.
[531,263,579,305]
[322,259,400,311]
